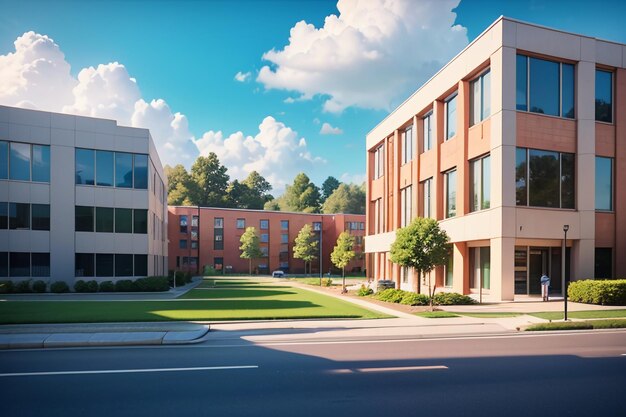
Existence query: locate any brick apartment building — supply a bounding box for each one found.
[168,207,365,275]
[365,17,625,301]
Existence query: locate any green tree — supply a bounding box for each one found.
[389,217,450,310]
[263,199,281,211]
[225,179,248,208]
[239,227,263,275]
[191,153,229,207]
[242,171,273,209]
[322,183,365,214]
[330,231,356,293]
[321,176,341,202]
[283,173,321,213]
[164,164,197,205]
[293,223,318,276]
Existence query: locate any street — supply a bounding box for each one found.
[1,329,625,417]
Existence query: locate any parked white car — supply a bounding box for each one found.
[272,270,285,278]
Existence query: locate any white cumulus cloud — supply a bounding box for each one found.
[234,71,252,82]
[320,122,343,135]
[257,0,468,112]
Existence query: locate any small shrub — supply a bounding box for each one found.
[0,280,14,294]
[321,278,333,287]
[568,279,626,305]
[74,280,87,292]
[432,292,476,305]
[115,279,135,292]
[50,281,70,293]
[400,292,429,306]
[134,276,169,292]
[357,285,373,297]
[203,265,218,276]
[99,281,115,292]
[14,280,32,293]
[32,280,47,293]
[375,289,406,303]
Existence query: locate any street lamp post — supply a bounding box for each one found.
[562,224,569,321]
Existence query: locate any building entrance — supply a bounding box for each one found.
[515,246,568,295]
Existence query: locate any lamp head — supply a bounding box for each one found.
[563,225,569,232]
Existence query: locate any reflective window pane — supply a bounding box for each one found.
[423,114,432,152]
[446,95,457,140]
[9,203,30,230]
[471,159,480,212]
[10,142,31,181]
[115,208,133,233]
[96,254,114,277]
[481,247,491,290]
[95,207,114,232]
[516,55,528,111]
[96,151,114,186]
[482,156,491,209]
[32,253,50,277]
[0,252,8,277]
[32,145,50,182]
[75,149,94,185]
[0,202,7,229]
[115,254,133,277]
[0,141,7,179]
[595,70,613,123]
[561,153,575,209]
[515,148,528,206]
[133,154,148,189]
[595,157,613,211]
[31,204,50,231]
[134,209,147,234]
[134,254,148,276]
[529,149,559,207]
[561,64,575,118]
[446,169,456,218]
[75,206,94,232]
[482,70,491,120]
[115,152,133,188]
[75,253,94,277]
[471,78,481,126]
[10,252,30,277]
[529,58,559,116]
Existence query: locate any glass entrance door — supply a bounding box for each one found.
[528,248,548,295]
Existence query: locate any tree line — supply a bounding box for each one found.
[165,152,365,214]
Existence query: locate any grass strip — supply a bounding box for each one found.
[459,312,522,318]
[415,311,459,318]
[530,309,626,320]
[525,318,626,331]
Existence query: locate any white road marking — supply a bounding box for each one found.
[0,365,258,378]
[331,365,448,374]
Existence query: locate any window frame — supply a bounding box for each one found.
[445,92,458,141]
[422,112,433,153]
[444,169,457,218]
[470,69,491,126]
[401,125,413,165]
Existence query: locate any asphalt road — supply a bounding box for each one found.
[1,330,625,417]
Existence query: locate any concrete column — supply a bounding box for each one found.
[452,241,468,295]
[615,68,626,277]
[490,237,515,301]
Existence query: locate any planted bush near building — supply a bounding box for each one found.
[400,292,429,306]
[99,281,115,292]
[74,280,99,293]
[115,280,135,292]
[32,280,47,293]
[0,281,14,294]
[135,276,169,292]
[14,280,32,293]
[50,281,70,293]
[321,278,333,287]
[432,292,476,305]
[568,279,626,305]
[357,285,373,296]
[374,288,475,306]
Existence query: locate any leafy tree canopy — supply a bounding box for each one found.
[191,153,230,207]
[322,183,365,214]
[293,223,318,274]
[321,176,341,202]
[239,227,263,275]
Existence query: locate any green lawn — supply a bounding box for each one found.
[459,312,522,318]
[526,319,626,331]
[415,311,460,318]
[0,278,388,324]
[530,309,626,320]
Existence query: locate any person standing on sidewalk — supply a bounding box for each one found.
[540,274,551,301]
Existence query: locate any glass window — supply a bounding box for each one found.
[281,220,289,230]
[214,218,224,228]
[445,169,457,218]
[595,70,613,123]
[95,207,114,232]
[594,248,612,279]
[31,204,50,231]
[96,254,114,277]
[529,149,560,207]
[191,241,198,249]
[134,254,148,276]
[562,64,575,119]
[0,252,8,277]
[470,70,491,125]
[561,153,575,209]
[595,157,613,211]
[133,154,148,189]
[400,185,412,227]
[115,254,133,277]
[470,155,491,212]
[373,144,384,179]
[9,203,30,230]
[261,247,269,257]
[402,126,413,164]
[423,113,432,152]
[10,142,31,181]
[481,247,491,289]
[115,208,133,233]
[32,253,50,277]
[180,215,188,233]
[0,202,8,229]
[260,219,269,230]
[422,178,432,218]
[96,151,114,186]
[191,215,199,227]
[515,148,528,206]
[180,239,187,249]
[75,206,94,232]
[32,145,50,182]
[10,252,30,277]
[0,141,7,179]
[75,253,94,277]
[281,233,289,244]
[446,94,457,140]
[516,55,528,111]
[445,250,453,287]
[75,148,94,185]
[134,209,147,234]
[260,233,269,243]
[236,218,245,229]
[115,152,133,188]
[529,57,559,116]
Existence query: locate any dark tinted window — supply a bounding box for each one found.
[75,206,94,232]
[180,239,187,249]
[9,203,30,230]
[10,142,31,181]
[595,70,612,123]
[529,57,559,116]
[115,254,133,277]
[134,254,148,276]
[134,209,147,234]
[115,208,133,233]
[32,145,50,182]
[0,141,7,179]
[75,253,94,277]
[96,254,114,277]
[96,151,114,186]
[561,153,575,209]
[0,252,7,277]
[529,149,559,207]
[32,253,50,277]
[95,207,114,232]
[515,148,527,206]
[516,55,528,111]
[115,152,133,188]
[0,202,7,229]
[10,252,30,277]
[595,157,613,211]
[594,248,612,279]
[133,154,148,189]
[75,149,95,185]
[31,204,50,231]
[561,64,575,119]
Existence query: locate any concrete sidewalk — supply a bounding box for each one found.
[0,322,210,349]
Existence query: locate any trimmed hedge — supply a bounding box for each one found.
[14,280,32,293]
[0,281,14,294]
[50,281,70,293]
[99,281,115,292]
[400,292,430,306]
[374,288,475,306]
[32,280,47,293]
[74,280,99,293]
[135,276,169,292]
[357,285,373,297]
[432,292,476,306]
[115,280,135,292]
[568,279,626,305]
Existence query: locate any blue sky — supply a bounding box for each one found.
[1,0,625,194]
